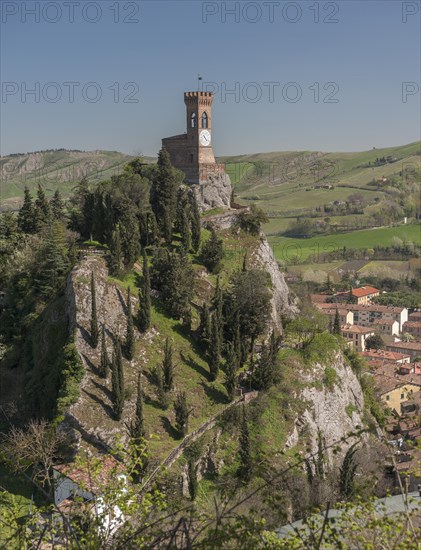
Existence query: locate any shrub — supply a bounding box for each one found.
[323,366,337,389]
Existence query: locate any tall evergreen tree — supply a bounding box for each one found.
[34,183,51,230]
[187,459,198,501]
[110,225,122,276]
[180,203,191,252]
[213,277,224,345]
[17,186,35,233]
[125,287,135,360]
[209,312,221,381]
[189,191,201,253]
[251,342,274,391]
[224,342,238,401]
[34,222,69,298]
[333,308,341,335]
[237,406,252,482]
[150,147,178,245]
[50,189,65,220]
[201,227,224,273]
[199,303,212,351]
[174,391,190,437]
[161,337,174,392]
[130,372,148,482]
[99,324,110,378]
[111,338,125,420]
[232,312,242,368]
[137,249,151,332]
[339,443,359,499]
[90,272,99,348]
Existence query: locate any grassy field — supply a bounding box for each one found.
[268,224,421,263]
[221,141,421,236]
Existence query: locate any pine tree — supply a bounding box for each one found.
[110,225,122,277]
[34,222,69,298]
[17,186,35,233]
[125,287,135,360]
[34,183,51,230]
[99,324,110,378]
[237,406,252,481]
[209,312,221,381]
[50,189,64,220]
[137,250,151,332]
[189,191,201,253]
[333,308,341,335]
[174,391,189,437]
[161,337,174,392]
[111,338,125,420]
[90,272,99,348]
[224,342,237,401]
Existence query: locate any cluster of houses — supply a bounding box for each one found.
[312,286,421,490]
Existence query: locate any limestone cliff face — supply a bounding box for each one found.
[191,172,232,211]
[251,237,298,330]
[285,352,366,464]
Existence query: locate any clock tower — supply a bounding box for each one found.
[162,91,225,184]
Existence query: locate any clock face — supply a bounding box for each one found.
[199,129,211,146]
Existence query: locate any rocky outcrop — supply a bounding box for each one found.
[251,237,298,330]
[286,352,366,464]
[191,172,232,211]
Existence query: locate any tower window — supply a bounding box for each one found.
[190,154,194,163]
[191,113,197,128]
[201,112,208,128]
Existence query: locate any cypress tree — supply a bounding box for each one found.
[213,278,224,345]
[232,312,243,368]
[339,443,358,499]
[90,272,99,348]
[187,459,198,501]
[161,337,174,392]
[224,342,237,401]
[110,225,122,277]
[130,373,148,481]
[189,191,201,253]
[131,372,146,440]
[199,303,212,350]
[201,227,224,273]
[125,287,135,360]
[333,308,341,335]
[137,249,151,332]
[50,189,65,220]
[242,252,247,272]
[17,186,35,233]
[237,406,252,482]
[180,203,191,252]
[209,312,221,381]
[150,147,178,244]
[174,391,189,437]
[252,342,273,391]
[111,338,125,420]
[99,324,110,378]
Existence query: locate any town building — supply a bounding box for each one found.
[341,324,374,352]
[402,321,421,339]
[371,318,400,338]
[385,341,421,361]
[360,349,411,364]
[333,286,380,305]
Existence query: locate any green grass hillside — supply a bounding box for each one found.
[219,141,421,236]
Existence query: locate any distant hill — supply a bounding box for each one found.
[218,141,421,235]
[0,149,154,210]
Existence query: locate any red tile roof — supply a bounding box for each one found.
[351,286,379,298]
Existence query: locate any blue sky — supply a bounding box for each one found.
[1,0,420,157]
